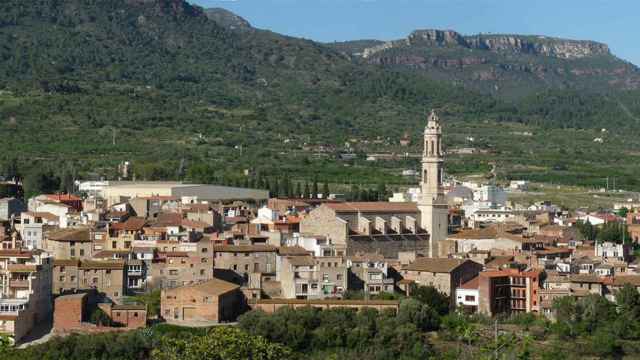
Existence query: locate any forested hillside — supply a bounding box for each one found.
[1,0,640,192]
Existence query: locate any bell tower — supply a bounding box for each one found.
[418,110,449,257]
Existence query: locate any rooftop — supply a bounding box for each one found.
[405,258,467,273]
[324,202,418,214]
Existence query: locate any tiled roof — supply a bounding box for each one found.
[287,256,315,267]
[80,260,126,270]
[22,211,59,222]
[156,213,183,226]
[213,245,277,253]
[163,251,189,258]
[0,249,34,258]
[610,275,640,286]
[46,194,82,201]
[405,258,467,273]
[166,278,240,296]
[48,228,92,242]
[112,304,146,311]
[459,276,479,290]
[325,202,418,213]
[278,246,311,256]
[53,259,81,266]
[181,219,210,229]
[485,256,515,269]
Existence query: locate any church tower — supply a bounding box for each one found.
[418,110,449,258]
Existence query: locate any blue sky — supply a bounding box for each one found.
[193,0,638,66]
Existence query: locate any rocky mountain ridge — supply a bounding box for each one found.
[361,29,611,60]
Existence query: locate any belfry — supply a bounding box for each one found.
[418,110,449,257]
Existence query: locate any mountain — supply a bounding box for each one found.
[204,7,253,32]
[1,1,640,190]
[330,29,640,99]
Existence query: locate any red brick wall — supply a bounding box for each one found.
[53,295,86,331]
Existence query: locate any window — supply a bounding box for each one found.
[79,249,85,256]
[60,266,66,273]
[323,273,329,281]
[465,295,475,302]
[337,274,343,281]
[200,269,205,276]
[70,276,76,282]
[244,264,249,271]
[59,276,65,282]
[112,241,117,249]
[201,258,208,263]
[202,248,208,253]
[70,249,76,257]
[233,265,238,271]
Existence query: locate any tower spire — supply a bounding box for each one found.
[418,108,448,258]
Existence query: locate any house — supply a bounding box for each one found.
[277,253,348,300]
[455,276,480,312]
[478,268,542,316]
[402,258,483,307]
[161,278,241,323]
[595,241,631,261]
[52,259,126,300]
[150,244,214,289]
[44,227,94,260]
[0,249,53,343]
[347,253,395,295]
[212,244,277,285]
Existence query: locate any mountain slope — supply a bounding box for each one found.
[331,29,640,99]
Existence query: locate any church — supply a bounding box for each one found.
[299,110,449,258]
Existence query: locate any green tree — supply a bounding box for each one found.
[410,285,450,316]
[303,182,310,199]
[396,298,440,331]
[0,334,12,356]
[152,326,293,360]
[312,177,319,199]
[295,182,302,198]
[23,168,60,198]
[322,182,330,199]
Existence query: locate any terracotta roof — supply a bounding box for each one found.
[278,246,311,256]
[0,249,34,258]
[156,213,183,226]
[46,194,82,202]
[7,264,41,273]
[324,202,418,213]
[569,274,604,283]
[535,247,573,256]
[53,259,81,266]
[47,228,92,242]
[112,217,147,231]
[213,245,277,253]
[609,275,640,287]
[181,219,211,229]
[166,278,240,296]
[459,276,479,290]
[22,211,59,222]
[405,258,468,273]
[224,216,248,224]
[80,260,126,270]
[485,256,515,269]
[0,314,18,321]
[287,255,315,267]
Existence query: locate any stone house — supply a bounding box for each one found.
[52,259,126,300]
[161,278,241,323]
[213,244,277,284]
[44,227,94,260]
[402,258,482,307]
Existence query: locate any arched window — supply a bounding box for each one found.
[430,141,434,155]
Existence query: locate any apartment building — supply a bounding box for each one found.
[0,249,53,343]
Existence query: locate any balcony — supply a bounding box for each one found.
[0,299,28,315]
[9,280,29,288]
[128,269,143,277]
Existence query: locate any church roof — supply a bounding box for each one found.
[325,202,418,214]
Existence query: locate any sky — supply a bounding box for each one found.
[192,0,638,66]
